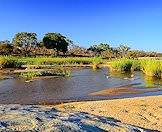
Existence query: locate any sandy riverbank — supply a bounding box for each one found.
[56,95,162,131]
[0,95,161,131]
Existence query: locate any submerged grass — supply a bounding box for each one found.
[19,72,40,80]
[19,69,71,80]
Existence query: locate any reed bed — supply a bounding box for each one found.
[109,58,162,78]
[108,58,140,72]
[140,59,162,79]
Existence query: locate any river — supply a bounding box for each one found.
[0,68,162,104]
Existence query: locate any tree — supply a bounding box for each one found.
[68,47,94,57]
[0,40,13,55]
[43,33,71,53]
[88,43,110,54]
[12,32,38,56]
[12,32,37,47]
[117,44,130,57]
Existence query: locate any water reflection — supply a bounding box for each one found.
[109,71,162,88]
[143,75,162,88]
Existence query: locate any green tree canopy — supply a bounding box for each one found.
[12,32,37,47]
[43,33,71,53]
[88,43,111,53]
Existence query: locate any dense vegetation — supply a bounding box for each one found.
[0,56,102,68]
[0,32,161,58]
[0,32,162,79]
[109,58,162,79]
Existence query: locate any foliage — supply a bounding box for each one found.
[68,46,95,57]
[140,59,162,78]
[101,49,119,59]
[0,41,13,55]
[43,33,70,53]
[0,32,160,58]
[17,56,99,65]
[12,32,37,47]
[88,43,111,54]
[19,72,40,80]
[0,56,23,68]
[127,50,158,58]
[40,69,71,77]
[109,58,162,78]
[0,56,102,69]
[117,44,130,57]
[19,69,71,80]
[109,58,134,72]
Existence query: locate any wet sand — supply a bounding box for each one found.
[89,85,144,96]
[56,95,162,131]
[89,85,162,96]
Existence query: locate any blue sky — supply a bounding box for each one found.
[0,0,162,52]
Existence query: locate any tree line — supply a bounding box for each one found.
[0,32,161,58]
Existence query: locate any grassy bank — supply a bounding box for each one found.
[18,56,102,65]
[0,56,23,69]
[2,56,161,79]
[0,56,103,69]
[0,56,102,79]
[109,58,162,78]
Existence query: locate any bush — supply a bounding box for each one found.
[0,43,13,55]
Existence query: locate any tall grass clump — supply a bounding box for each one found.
[109,58,135,72]
[140,59,162,79]
[131,59,141,71]
[109,58,162,78]
[92,57,102,69]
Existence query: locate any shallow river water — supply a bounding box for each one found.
[0,68,162,104]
